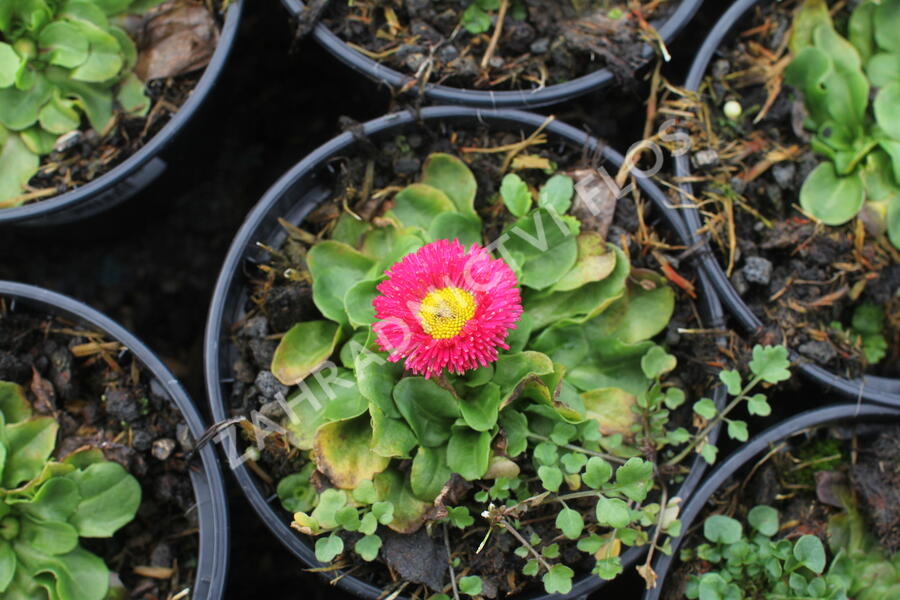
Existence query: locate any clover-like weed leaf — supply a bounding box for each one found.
[704,515,742,545]
[748,345,791,384]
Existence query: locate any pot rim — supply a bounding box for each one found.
[642,401,900,600]
[204,105,726,600]
[673,0,900,407]
[281,0,704,109]
[0,0,244,227]
[0,280,230,599]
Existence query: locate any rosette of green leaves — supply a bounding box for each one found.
[785,0,900,248]
[271,152,695,593]
[0,0,163,205]
[0,381,141,600]
[683,506,848,600]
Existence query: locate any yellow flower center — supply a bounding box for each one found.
[418,287,476,340]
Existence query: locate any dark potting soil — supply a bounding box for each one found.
[662,420,900,600]
[672,0,900,379]
[319,0,672,92]
[221,118,726,598]
[17,0,226,209]
[0,301,199,599]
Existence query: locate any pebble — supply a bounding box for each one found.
[691,149,720,169]
[772,163,796,189]
[105,388,141,422]
[152,438,177,461]
[241,315,268,339]
[730,269,749,296]
[255,370,288,399]
[530,37,550,54]
[393,155,421,177]
[150,542,173,568]
[798,341,837,364]
[395,44,424,61]
[742,256,773,285]
[260,400,285,419]
[133,430,153,452]
[410,20,442,44]
[404,53,427,72]
[450,56,479,79]
[436,44,459,63]
[503,20,535,54]
[176,423,194,452]
[488,56,504,69]
[729,176,747,195]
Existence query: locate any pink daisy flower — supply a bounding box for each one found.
[372,239,523,378]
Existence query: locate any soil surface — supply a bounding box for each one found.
[320,0,672,92]
[663,420,900,600]
[0,2,768,598]
[0,303,198,599]
[668,0,900,379]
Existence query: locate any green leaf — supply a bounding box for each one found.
[369,403,417,459]
[428,212,482,247]
[789,0,832,54]
[315,534,344,562]
[538,174,574,214]
[874,0,900,53]
[14,543,110,600]
[505,209,578,290]
[446,426,491,481]
[17,477,79,523]
[46,68,112,132]
[459,575,483,597]
[693,398,717,420]
[0,42,22,88]
[614,457,653,502]
[393,377,459,447]
[315,415,390,489]
[500,173,532,216]
[866,52,900,88]
[19,516,79,555]
[116,71,149,116]
[640,346,677,379]
[335,506,361,531]
[726,419,749,442]
[358,512,378,535]
[459,382,502,432]
[551,233,618,292]
[69,25,123,83]
[307,241,375,327]
[343,279,379,329]
[356,345,402,418]
[4,416,58,488]
[888,191,900,249]
[595,497,630,528]
[446,506,474,529]
[542,564,574,595]
[493,351,554,404]
[276,467,317,513]
[849,1,877,62]
[748,345,791,383]
[718,370,742,396]
[703,515,742,544]
[800,162,865,225]
[0,381,32,424]
[747,505,779,536]
[270,320,341,386]
[461,3,491,34]
[785,46,833,126]
[537,465,563,491]
[583,456,613,489]
[700,443,718,465]
[410,446,451,502]
[793,535,826,573]
[421,153,478,217]
[499,409,528,457]
[354,534,382,561]
[556,508,584,539]
[391,183,456,230]
[37,21,89,68]
[310,488,348,529]
[582,387,638,439]
[874,82,900,140]
[0,540,13,593]
[66,461,141,538]
[0,73,51,130]
[747,393,771,417]
[373,468,431,533]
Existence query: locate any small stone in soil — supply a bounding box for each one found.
[530,37,550,54]
[772,163,796,189]
[248,338,277,370]
[393,155,421,176]
[742,256,773,285]
[150,542,173,568]
[133,430,153,451]
[503,20,535,54]
[730,269,749,296]
[436,44,459,63]
[691,149,720,169]
[254,370,288,399]
[176,423,194,452]
[152,438,177,461]
[410,20,442,44]
[797,341,837,365]
[450,56,479,78]
[105,387,142,422]
[259,400,285,419]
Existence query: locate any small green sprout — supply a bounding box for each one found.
[0,381,141,600]
[0,0,164,205]
[785,0,900,248]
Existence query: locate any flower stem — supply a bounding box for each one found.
[526,433,627,464]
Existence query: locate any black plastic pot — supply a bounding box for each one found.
[0,0,244,229]
[0,280,230,599]
[642,402,900,600]
[281,0,704,109]
[675,0,900,408]
[205,106,727,599]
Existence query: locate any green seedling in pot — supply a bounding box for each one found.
[829,301,888,365]
[683,506,849,600]
[266,151,791,593]
[0,380,141,600]
[785,0,900,248]
[0,0,165,207]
